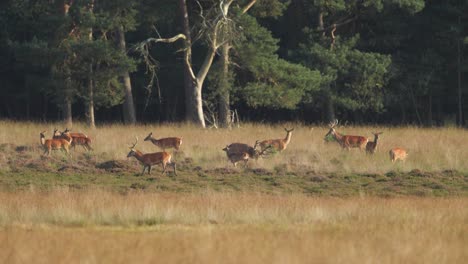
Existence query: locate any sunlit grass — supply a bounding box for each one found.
[0,189,467,263]
[1,120,467,174]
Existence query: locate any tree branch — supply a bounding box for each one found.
[242,0,257,14]
[139,34,187,46]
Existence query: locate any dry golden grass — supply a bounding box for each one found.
[0,189,467,263]
[1,120,467,174]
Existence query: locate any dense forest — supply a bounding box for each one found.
[0,0,467,127]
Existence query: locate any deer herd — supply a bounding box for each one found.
[39,120,408,176]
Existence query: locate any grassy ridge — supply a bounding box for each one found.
[0,121,467,196]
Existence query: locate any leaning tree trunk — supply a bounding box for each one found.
[218,43,231,128]
[117,25,136,125]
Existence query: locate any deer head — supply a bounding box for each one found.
[324,119,339,141]
[144,132,153,141]
[127,137,139,157]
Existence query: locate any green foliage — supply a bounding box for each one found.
[299,35,391,112]
[233,14,322,109]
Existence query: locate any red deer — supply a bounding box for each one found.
[389,148,408,163]
[222,141,272,167]
[52,128,62,139]
[259,128,294,152]
[62,128,93,151]
[366,132,383,154]
[40,131,73,156]
[144,132,182,151]
[127,137,176,176]
[221,148,249,167]
[324,119,368,151]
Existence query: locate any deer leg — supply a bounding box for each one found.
[172,162,177,176]
[243,160,248,168]
[161,162,167,175]
[148,166,152,175]
[141,166,147,176]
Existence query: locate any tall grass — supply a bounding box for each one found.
[1,120,467,174]
[0,189,467,263]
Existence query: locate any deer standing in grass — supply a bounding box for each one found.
[127,137,176,176]
[259,128,294,153]
[366,132,383,154]
[40,131,73,156]
[63,128,93,151]
[222,140,272,167]
[324,119,368,151]
[144,132,182,151]
[389,148,408,163]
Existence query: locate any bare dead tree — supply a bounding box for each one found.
[134,0,238,128]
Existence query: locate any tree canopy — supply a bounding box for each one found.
[0,0,467,127]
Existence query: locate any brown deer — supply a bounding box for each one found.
[389,148,408,163]
[221,148,249,167]
[366,132,383,154]
[40,131,73,156]
[62,128,93,151]
[144,132,182,151]
[324,119,368,151]
[52,128,62,139]
[259,128,294,152]
[222,140,272,167]
[127,137,176,176]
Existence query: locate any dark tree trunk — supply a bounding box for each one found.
[63,76,73,127]
[324,92,335,123]
[179,0,199,125]
[218,43,231,128]
[118,25,137,125]
[62,0,73,127]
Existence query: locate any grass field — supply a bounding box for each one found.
[0,121,467,263]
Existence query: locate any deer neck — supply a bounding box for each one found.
[40,136,45,146]
[284,131,292,145]
[373,135,379,144]
[132,150,146,162]
[64,134,73,144]
[333,131,344,143]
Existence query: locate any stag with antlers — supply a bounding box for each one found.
[366,132,383,154]
[324,119,368,151]
[127,137,176,176]
[258,128,294,153]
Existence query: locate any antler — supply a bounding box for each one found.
[284,127,295,132]
[329,119,339,128]
[130,136,138,149]
[253,140,260,150]
[258,145,273,157]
